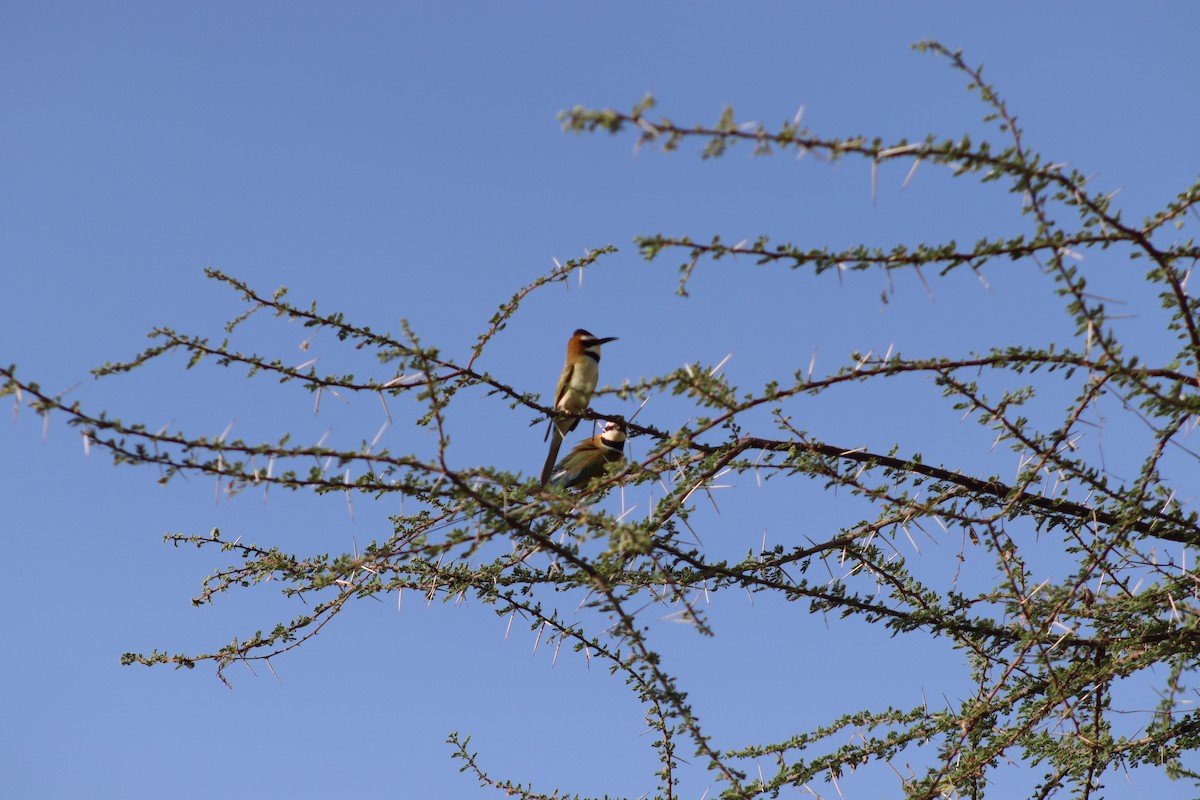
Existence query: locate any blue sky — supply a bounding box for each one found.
[4,4,1200,798]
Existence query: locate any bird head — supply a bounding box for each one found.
[572,329,618,352]
[599,419,627,450]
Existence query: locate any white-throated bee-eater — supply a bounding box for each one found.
[547,419,626,489]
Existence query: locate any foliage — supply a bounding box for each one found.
[6,42,1200,799]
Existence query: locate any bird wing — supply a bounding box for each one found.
[547,436,598,488]
[544,359,580,442]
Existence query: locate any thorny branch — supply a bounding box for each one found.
[7,42,1200,800]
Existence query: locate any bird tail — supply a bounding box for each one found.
[539,427,565,486]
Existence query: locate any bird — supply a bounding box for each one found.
[547,419,627,489]
[539,329,618,486]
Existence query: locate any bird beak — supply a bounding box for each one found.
[594,336,618,345]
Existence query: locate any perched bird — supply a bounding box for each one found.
[539,329,617,486]
[547,419,627,489]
